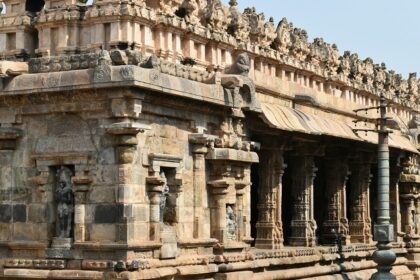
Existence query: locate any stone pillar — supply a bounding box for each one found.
[349,157,373,244]
[72,175,92,243]
[208,181,230,244]
[106,121,150,243]
[189,133,211,239]
[147,181,165,242]
[323,157,350,244]
[289,155,318,247]
[255,148,286,249]
[390,164,403,242]
[401,194,416,237]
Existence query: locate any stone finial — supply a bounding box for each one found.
[227,0,249,41]
[273,17,292,53]
[179,0,201,25]
[203,0,229,32]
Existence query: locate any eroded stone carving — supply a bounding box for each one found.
[227,0,250,42]
[55,166,74,239]
[226,205,237,241]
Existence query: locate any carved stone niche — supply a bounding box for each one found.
[207,147,258,250]
[146,153,183,259]
[30,153,93,256]
[0,127,23,150]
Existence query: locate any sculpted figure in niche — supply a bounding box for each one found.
[55,166,74,238]
[226,205,237,241]
[159,171,170,223]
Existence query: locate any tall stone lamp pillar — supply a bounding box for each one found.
[354,93,397,280]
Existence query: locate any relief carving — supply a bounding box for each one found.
[55,166,74,239]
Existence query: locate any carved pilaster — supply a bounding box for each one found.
[349,154,373,244]
[289,155,318,247]
[146,177,166,242]
[72,174,92,243]
[208,179,232,244]
[189,133,214,239]
[401,194,418,238]
[255,148,286,249]
[323,157,350,245]
[390,164,403,243]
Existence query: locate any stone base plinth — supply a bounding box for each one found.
[51,238,72,249]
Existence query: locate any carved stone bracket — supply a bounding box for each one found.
[105,122,151,164]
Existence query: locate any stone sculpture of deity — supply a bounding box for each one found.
[55,166,74,239]
[226,205,237,241]
[159,171,170,223]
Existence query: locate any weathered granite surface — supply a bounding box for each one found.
[0,0,419,280]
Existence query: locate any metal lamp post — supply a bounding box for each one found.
[354,92,396,280]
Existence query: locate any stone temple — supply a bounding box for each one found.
[0,0,420,279]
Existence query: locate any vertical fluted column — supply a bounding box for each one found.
[255,148,286,249]
[323,157,350,244]
[289,155,318,247]
[349,156,373,244]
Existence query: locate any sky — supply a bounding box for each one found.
[84,0,419,78]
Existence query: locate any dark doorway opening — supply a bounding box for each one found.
[314,157,326,245]
[370,165,378,232]
[282,154,293,245]
[250,163,259,246]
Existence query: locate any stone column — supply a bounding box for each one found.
[289,155,318,247]
[189,133,211,239]
[208,181,230,243]
[349,157,373,244]
[390,164,403,242]
[255,148,286,249]
[146,181,165,242]
[72,175,92,243]
[323,157,350,244]
[192,145,207,238]
[401,194,416,237]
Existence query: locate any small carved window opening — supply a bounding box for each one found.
[25,0,45,13]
